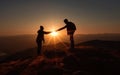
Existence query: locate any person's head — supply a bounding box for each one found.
[64,19,69,24]
[40,26,44,30]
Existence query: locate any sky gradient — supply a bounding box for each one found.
[0,0,120,36]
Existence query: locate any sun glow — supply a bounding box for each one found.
[51,31,58,36]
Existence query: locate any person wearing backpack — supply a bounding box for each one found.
[57,19,76,49]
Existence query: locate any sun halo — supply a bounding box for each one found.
[50,31,58,37]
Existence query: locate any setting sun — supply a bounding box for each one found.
[51,31,58,36]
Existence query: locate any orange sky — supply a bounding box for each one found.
[0,0,120,36]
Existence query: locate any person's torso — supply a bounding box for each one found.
[37,30,44,40]
[66,22,76,31]
[65,22,76,35]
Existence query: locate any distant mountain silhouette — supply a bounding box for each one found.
[75,33,120,44]
[0,33,120,55]
[77,40,120,50]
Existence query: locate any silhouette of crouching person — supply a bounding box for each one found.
[36,26,51,55]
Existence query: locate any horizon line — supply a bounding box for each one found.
[0,33,120,37]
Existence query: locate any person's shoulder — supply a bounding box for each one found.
[69,22,75,25]
[38,30,42,33]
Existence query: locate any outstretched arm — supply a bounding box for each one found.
[44,31,51,34]
[56,26,67,31]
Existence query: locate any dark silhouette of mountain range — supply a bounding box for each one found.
[77,40,120,50]
[0,33,120,55]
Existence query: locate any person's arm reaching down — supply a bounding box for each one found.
[56,26,67,31]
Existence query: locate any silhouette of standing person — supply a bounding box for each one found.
[57,19,76,49]
[36,26,51,55]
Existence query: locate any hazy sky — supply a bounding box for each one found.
[0,0,120,36]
